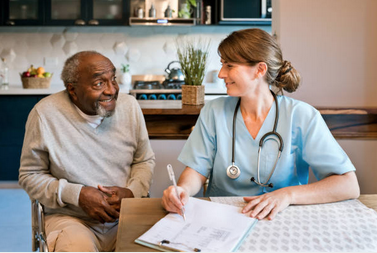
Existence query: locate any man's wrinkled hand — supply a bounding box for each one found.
[79,186,119,223]
[98,185,134,211]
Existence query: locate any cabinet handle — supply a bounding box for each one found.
[74,19,86,25]
[88,20,99,25]
[6,20,15,26]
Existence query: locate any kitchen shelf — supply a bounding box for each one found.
[129,17,196,26]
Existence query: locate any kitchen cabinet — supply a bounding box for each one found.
[0,95,47,181]
[45,0,129,26]
[1,0,129,26]
[3,0,44,26]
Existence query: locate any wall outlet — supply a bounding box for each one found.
[44,57,58,66]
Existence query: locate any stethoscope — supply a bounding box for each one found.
[226,90,284,188]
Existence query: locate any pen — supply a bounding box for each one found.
[167,164,186,221]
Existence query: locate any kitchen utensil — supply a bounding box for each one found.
[165,61,184,81]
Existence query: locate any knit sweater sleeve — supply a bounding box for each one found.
[18,108,83,208]
[126,100,155,198]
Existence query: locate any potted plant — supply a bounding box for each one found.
[177,37,210,105]
[120,63,131,90]
[178,0,197,18]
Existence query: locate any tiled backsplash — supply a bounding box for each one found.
[0,26,270,88]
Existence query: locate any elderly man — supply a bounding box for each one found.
[19,51,155,251]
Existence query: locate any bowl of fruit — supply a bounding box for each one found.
[20,65,53,89]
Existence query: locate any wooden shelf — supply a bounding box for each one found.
[142,105,377,140]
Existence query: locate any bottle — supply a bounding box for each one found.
[149,3,156,18]
[164,5,172,18]
[205,6,211,25]
[137,7,144,18]
[1,58,9,90]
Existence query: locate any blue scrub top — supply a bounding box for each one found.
[178,95,356,197]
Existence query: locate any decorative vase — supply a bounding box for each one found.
[181,85,205,105]
[120,72,132,90]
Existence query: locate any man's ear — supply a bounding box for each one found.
[67,83,77,101]
[256,62,268,79]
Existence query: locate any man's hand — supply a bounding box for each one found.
[98,185,134,211]
[242,188,292,220]
[79,186,119,223]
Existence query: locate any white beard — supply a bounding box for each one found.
[95,103,115,117]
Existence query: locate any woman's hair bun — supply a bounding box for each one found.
[274,60,301,93]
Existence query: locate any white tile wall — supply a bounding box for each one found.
[0,26,271,88]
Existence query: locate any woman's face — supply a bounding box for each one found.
[218,59,259,97]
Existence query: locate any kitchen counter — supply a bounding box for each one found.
[0,85,65,95]
[1,89,376,139]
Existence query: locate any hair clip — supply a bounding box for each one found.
[282,67,292,75]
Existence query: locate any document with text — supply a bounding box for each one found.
[135,197,257,252]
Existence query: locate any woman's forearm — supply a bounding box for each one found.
[289,171,360,205]
[177,167,207,197]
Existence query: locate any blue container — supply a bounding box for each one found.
[177,94,182,100]
[148,94,157,100]
[157,94,167,100]
[138,94,148,100]
[167,94,176,100]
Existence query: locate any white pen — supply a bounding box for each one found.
[167,164,186,221]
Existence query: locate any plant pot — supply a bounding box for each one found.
[120,72,132,89]
[181,85,205,105]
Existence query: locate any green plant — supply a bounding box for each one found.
[121,63,129,73]
[176,38,210,86]
[178,0,197,18]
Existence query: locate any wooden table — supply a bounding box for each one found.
[115,195,377,252]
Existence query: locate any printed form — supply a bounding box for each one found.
[135,197,257,252]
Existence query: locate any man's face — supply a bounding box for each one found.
[68,54,119,117]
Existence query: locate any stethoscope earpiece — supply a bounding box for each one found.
[227,90,283,188]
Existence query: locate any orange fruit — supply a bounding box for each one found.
[37,67,45,75]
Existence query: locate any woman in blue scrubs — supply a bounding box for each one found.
[162,28,360,220]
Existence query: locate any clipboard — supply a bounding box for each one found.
[135,197,257,252]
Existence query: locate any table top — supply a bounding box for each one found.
[115,195,377,252]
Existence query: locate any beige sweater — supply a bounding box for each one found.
[19,91,155,220]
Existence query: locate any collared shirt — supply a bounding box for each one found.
[178,95,355,197]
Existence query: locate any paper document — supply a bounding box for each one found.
[135,197,257,252]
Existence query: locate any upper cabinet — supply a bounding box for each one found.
[45,0,129,26]
[3,0,44,25]
[2,0,129,26]
[1,0,271,26]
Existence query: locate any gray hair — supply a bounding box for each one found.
[61,51,103,88]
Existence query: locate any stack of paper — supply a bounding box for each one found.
[135,197,257,252]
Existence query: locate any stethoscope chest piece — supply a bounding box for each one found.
[226,164,240,179]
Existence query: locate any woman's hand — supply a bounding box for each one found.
[242,188,292,220]
[161,185,189,216]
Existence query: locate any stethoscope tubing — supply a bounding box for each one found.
[229,90,284,187]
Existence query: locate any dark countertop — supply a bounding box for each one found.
[140,103,377,139]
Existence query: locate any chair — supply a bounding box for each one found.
[31,199,48,252]
[203,178,209,196]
